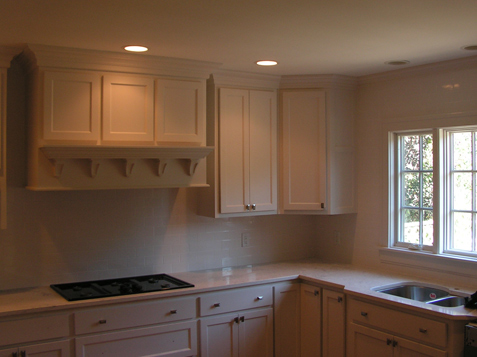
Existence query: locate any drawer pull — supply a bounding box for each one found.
[234,317,239,324]
[213,303,221,308]
[170,309,177,314]
[240,316,245,322]
[360,312,368,317]
[393,340,398,347]
[256,296,264,300]
[386,338,392,346]
[419,328,427,333]
[314,290,319,296]
[337,297,343,302]
[99,319,107,324]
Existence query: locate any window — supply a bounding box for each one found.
[391,127,477,258]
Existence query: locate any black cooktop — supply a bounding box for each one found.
[50,274,194,301]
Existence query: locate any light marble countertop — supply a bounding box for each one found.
[1,259,477,320]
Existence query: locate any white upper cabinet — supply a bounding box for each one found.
[43,71,101,142]
[199,71,279,217]
[155,78,205,145]
[102,74,154,143]
[18,44,219,190]
[279,75,357,215]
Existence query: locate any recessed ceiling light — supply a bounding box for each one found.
[462,45,477,51]
[256,60,278,66]
[385,60,410,66]
[124,45,148,53]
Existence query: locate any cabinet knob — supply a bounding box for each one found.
[419,328,427,333]
[234,317,240,324]
[20,352,26,357]
[360,312,368,317]
[170,309,177,314]
[392,340,398,347]
[314,290,319,296]
[99,319,107,324]
[213,303,221,308]
[337,297,343,303]
[240,316,245,322]
[251,204,256,210]
[12,352,18,357]
[386,338,392,346]
[256,296,264,300]
[245,204,251,211]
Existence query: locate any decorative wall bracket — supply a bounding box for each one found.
[40,146,214,179]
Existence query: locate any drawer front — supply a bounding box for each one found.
[200,285,272,317]
[0,314,69,347]
[348,298,447,349]
[75,296,196,335]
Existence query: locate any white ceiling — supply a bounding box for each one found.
[1,0,477,76]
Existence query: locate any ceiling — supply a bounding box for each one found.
[1,0,477,76]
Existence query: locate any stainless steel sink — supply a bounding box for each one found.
[427,296,467,307]
[372,282,467,307]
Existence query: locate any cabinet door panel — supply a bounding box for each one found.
[24,340,71,357]
[249,90,277,212]
[219,88,249,213]
[347,323,393,357]
[103,75,154,142]
[281,90,326,211]
[44,71,100,141]
[200,314,238,357]
[156,79,205,144]
[275,283,300,357]
[239,308,273,357]
[76,320,197,357]
[394,337,447,357]
[301,284,321,357]
[322,289,345,357]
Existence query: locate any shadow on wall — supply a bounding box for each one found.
[314,214,357,264]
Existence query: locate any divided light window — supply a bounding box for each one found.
[392,127,477,258]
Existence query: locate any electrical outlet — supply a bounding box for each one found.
[241,233,251,247]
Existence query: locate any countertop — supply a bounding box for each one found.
[1,259,477,320]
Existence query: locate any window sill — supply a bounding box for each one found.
[379,247,477,279]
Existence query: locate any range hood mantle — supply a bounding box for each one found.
[19,45,220,191]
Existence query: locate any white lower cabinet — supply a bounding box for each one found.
[300,284,322,357]
[347,297,460,357]
[274,282,301,357]
[322,289,345,357]
[200,308,273,357]
[75,321,197,357]
[0,340,71,357]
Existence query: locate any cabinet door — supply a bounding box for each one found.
[274,283,301,357]
[156,79,205,145]
[322,289,345,357]
[200,313,239,357]
[394,336,447,357]
[239,308,273,357]
[0,348,17,357]
[219,88,250,213]
[249,90,277,212]
[23,340,71,356]
[301,284,321,357]
[43,71,101,142]
[76,321,197,357]
[102,74,154,143]
[347,323,393,357]
[281,90,326,211]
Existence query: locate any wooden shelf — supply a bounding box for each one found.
[40,146,214,178]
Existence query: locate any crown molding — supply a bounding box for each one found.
[279,74,358,90]
[18,44,222,79]
[210,69,281,89]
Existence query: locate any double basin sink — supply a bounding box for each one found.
[372,283,468,307]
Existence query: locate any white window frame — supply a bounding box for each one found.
[389,125,477,259]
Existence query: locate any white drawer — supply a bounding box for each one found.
[0,314,69,347]
[200,285,272,316]
[75,296,196,335]
[348,298,447,349]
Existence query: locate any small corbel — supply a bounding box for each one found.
[188,159,200,176]
[156,159,169,177]
[124,159,136,177]
[51,159,65,178]
[89,159,101,178]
